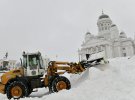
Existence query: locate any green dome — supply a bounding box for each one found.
[86,32,91,35]
[99,14,109,19]
[111,24,116,27]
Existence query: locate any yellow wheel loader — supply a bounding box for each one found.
[0,51,108,99]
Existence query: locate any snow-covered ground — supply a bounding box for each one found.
[1,56,135,100]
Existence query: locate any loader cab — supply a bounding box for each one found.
[22,52,45,77]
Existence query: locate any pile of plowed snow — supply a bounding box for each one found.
[1,57,135,100]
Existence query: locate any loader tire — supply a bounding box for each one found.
[6,81,29,99]
[28,88,33,96]
[48,75,59,93]
[51,76,71,92]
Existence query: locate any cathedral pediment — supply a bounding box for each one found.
[82,37,110,47]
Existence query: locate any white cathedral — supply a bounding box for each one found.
[79,12,135,59]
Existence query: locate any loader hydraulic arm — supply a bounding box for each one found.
[47,61,87,76]
[44,61,88,87]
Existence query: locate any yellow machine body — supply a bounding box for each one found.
[0,61,86,94]
[0,68,23,94]
[0,51,98,99]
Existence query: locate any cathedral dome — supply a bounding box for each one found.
[99,14,109,19]
[119,31,127,38]
[86,32,91,35]
[85,32,94,41]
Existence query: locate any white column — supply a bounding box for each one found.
[118,46,121,57]
[127,46,134,56]
[105,45,113,58]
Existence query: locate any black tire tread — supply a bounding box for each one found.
[51,76,71,92]
[6,81,29,99]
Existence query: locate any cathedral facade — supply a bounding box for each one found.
[79,12,135,60]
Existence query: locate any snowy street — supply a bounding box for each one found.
[0,57,135,100]
[0,0,134,100]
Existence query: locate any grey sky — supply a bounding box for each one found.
[0,0,135,61]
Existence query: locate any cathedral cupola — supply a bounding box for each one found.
[85,32,94,42]
[119,31,127,38]
[86,32,91,35]
[111,24,116,27]
[97,11,112,37]
[110,24,119,39]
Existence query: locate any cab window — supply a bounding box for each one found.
[23,55,27,69]
[29,55,39,70]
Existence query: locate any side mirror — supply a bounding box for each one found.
[20,58,22,66]
[22,51,25,55]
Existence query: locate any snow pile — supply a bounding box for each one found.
[1,56,135,100]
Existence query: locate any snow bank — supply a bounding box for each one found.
[1,56,135,100]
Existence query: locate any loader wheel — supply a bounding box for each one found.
[48,75,59,93]
[6,81,29,99]
[51,76,71,92]
[28,88,33,96]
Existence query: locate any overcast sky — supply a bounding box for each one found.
[0,0,135,61]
